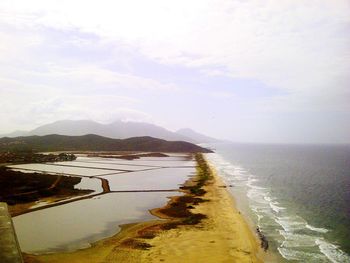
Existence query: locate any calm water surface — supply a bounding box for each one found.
[11,155,194,254]
[13,192,172,253]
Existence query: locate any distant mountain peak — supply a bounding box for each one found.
[1,120,222,144]
[176,128,221,143]
[177,128,195,133]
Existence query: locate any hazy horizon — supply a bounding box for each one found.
[1,1,349,144]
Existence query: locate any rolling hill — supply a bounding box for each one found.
[0,134,213,153]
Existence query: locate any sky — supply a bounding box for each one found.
[0,0,349,144]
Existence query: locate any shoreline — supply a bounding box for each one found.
[24,154,264,262]
[209,165,279,262]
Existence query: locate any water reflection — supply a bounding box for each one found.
[11,155,195,254]
[13,192,173,253]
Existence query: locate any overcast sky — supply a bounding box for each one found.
[0,0,349,143]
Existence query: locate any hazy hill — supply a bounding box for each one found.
[176,128,221,143]
[2,120,193,142]
[0,134,212,153]
[1,120,220,144]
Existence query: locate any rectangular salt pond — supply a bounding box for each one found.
[7,163,123,177]
[76,157,196,168]
[29,177,104,210]
[75,177,103,193]
[77,153,192,162]
[101,167,195,191]
[9,155,197,255]
[13,192,175,254]
[53,160,161,171]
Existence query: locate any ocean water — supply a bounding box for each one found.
[205,143,350,262]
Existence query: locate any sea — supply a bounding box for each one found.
[205,143,350,262]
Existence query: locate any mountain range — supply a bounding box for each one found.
[1,120,221,144]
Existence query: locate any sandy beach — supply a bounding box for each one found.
[140,169,263,263]
[24,155,263,263]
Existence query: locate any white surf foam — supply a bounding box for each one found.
[269,202,286,213]
[316,239,350,263]
[247,179,267,190]
[264,195,273,202]
[256,214,263,223]
[279,230,318,248]
[275,216,307,232]
[306,224,329,233]
[278,247,327,262]
[206,152,350,262]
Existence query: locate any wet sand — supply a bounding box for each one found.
[25,156,263,263]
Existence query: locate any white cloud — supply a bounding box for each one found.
[39,64,180,92]
[0,0,349,142]
[0,73,153,133]
[0,93,152,133]
[1,0,348,102]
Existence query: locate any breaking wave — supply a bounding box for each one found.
[206,152,350,262]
